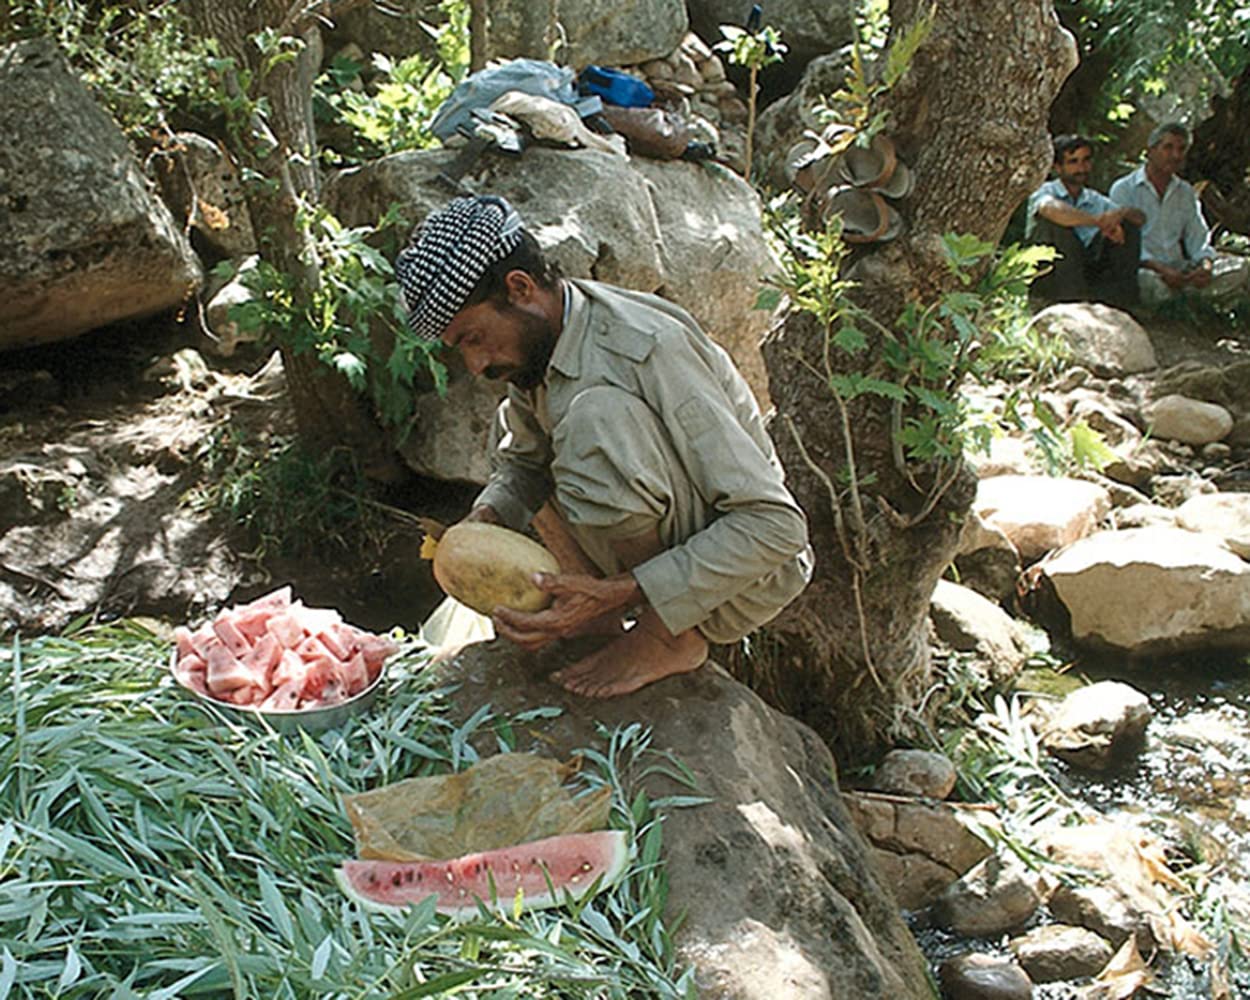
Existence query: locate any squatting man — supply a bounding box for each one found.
[396,195,813,698]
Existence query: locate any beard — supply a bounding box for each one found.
[486,306,558,390]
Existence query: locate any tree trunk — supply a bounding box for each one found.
[1190,63,1250,238]
[737,1,1077,767]
[187,0,404,478]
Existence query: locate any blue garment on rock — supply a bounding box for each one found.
[430,59,602,141]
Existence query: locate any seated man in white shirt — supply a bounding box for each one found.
[1025,134,1144,311]
[1109,121,1250,308]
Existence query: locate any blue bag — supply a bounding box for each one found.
[578,65,654,108]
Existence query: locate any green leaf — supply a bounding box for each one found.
[1068,419,1118,471]
[832,324,868,354]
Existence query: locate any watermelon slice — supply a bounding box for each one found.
[335,830,629,919]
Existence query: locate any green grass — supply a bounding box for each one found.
[0,622,696,998]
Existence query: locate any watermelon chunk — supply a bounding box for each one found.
[335,830,629,919]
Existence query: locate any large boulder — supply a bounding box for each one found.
[1030,303,1158,376]
[482,0,688,68]
[975,475,1111,564]
[324,147,779,482]
[1040,526,1250,655]
[0,39,202,351]
[431,643,933,999]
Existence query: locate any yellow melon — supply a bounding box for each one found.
[431,523,560,615]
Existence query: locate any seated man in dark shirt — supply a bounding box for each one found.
[1025,134,1145,311]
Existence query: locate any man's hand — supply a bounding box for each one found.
[1149,262,1188,289]
[1186,262,1213,289]
[491,571,640,651]
[1096,211,1125,244]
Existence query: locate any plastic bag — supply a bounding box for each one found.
[342,753,613,861]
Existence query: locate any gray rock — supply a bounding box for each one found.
[1176,492,1250,559]
[429,645,934,999]
[0,39,202,351]
[975,475,1111,563]
[1040,680,1152,771]
[687,0,854,76]
[204,256,262,357]
[932,853,1044,937]
[147,132,256,260]
[938,952,1033,1000]
[483,0,688,67]
[1031,302,1157,376]
[843,792,994,911]
[1048,884,1155,953]
[1008,923,1113,983]
[1145,394,1233,445]
[871,748,957,800]
[1040,526,1250,655]
[931,580,1030,688]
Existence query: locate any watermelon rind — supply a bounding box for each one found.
[336,830,630,920]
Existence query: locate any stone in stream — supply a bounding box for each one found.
[1008,923,1114,982]
[930,852,1045,937]
[1039,680,1153,771]
[938,952,1033,1000]
[1040,526,1250,655]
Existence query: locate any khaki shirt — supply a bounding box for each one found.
[476,278,810,636]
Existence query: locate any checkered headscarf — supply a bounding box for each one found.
[395,195,524,341]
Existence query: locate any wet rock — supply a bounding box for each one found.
[872,749,957,800]
[930,580,1030,687]
[1040,680,1152,771]
[938,952,1033,1000]
[1144,394,1233,445]
[932,852,1044,937]
[1040,526,1250,655]
[975,475,1111,563]
[844,792,994,911]
[1031,302,1158,376]
[1176,492,1250,558]
[1008,923,1113,982]
[1048,884,1155,953]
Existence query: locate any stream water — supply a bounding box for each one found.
[918,654,1250,998]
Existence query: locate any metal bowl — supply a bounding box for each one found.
[168,649,386,733]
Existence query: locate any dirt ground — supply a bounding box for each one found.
[0,316,462,637]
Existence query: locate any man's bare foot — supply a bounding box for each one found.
[549,610,707,698]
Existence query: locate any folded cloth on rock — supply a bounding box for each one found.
[343,753,613,861]
[490,91,626,156]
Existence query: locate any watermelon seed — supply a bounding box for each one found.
[581,862,592,871]
[570,875,580,883]
[367,873,377,886]
[390,872,402,887]
[445,870,454,883]
[405,870,414,883]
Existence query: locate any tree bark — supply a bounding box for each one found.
[737,1,1077,766]
[187,0,404,479]
[1190,63,1250,238]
